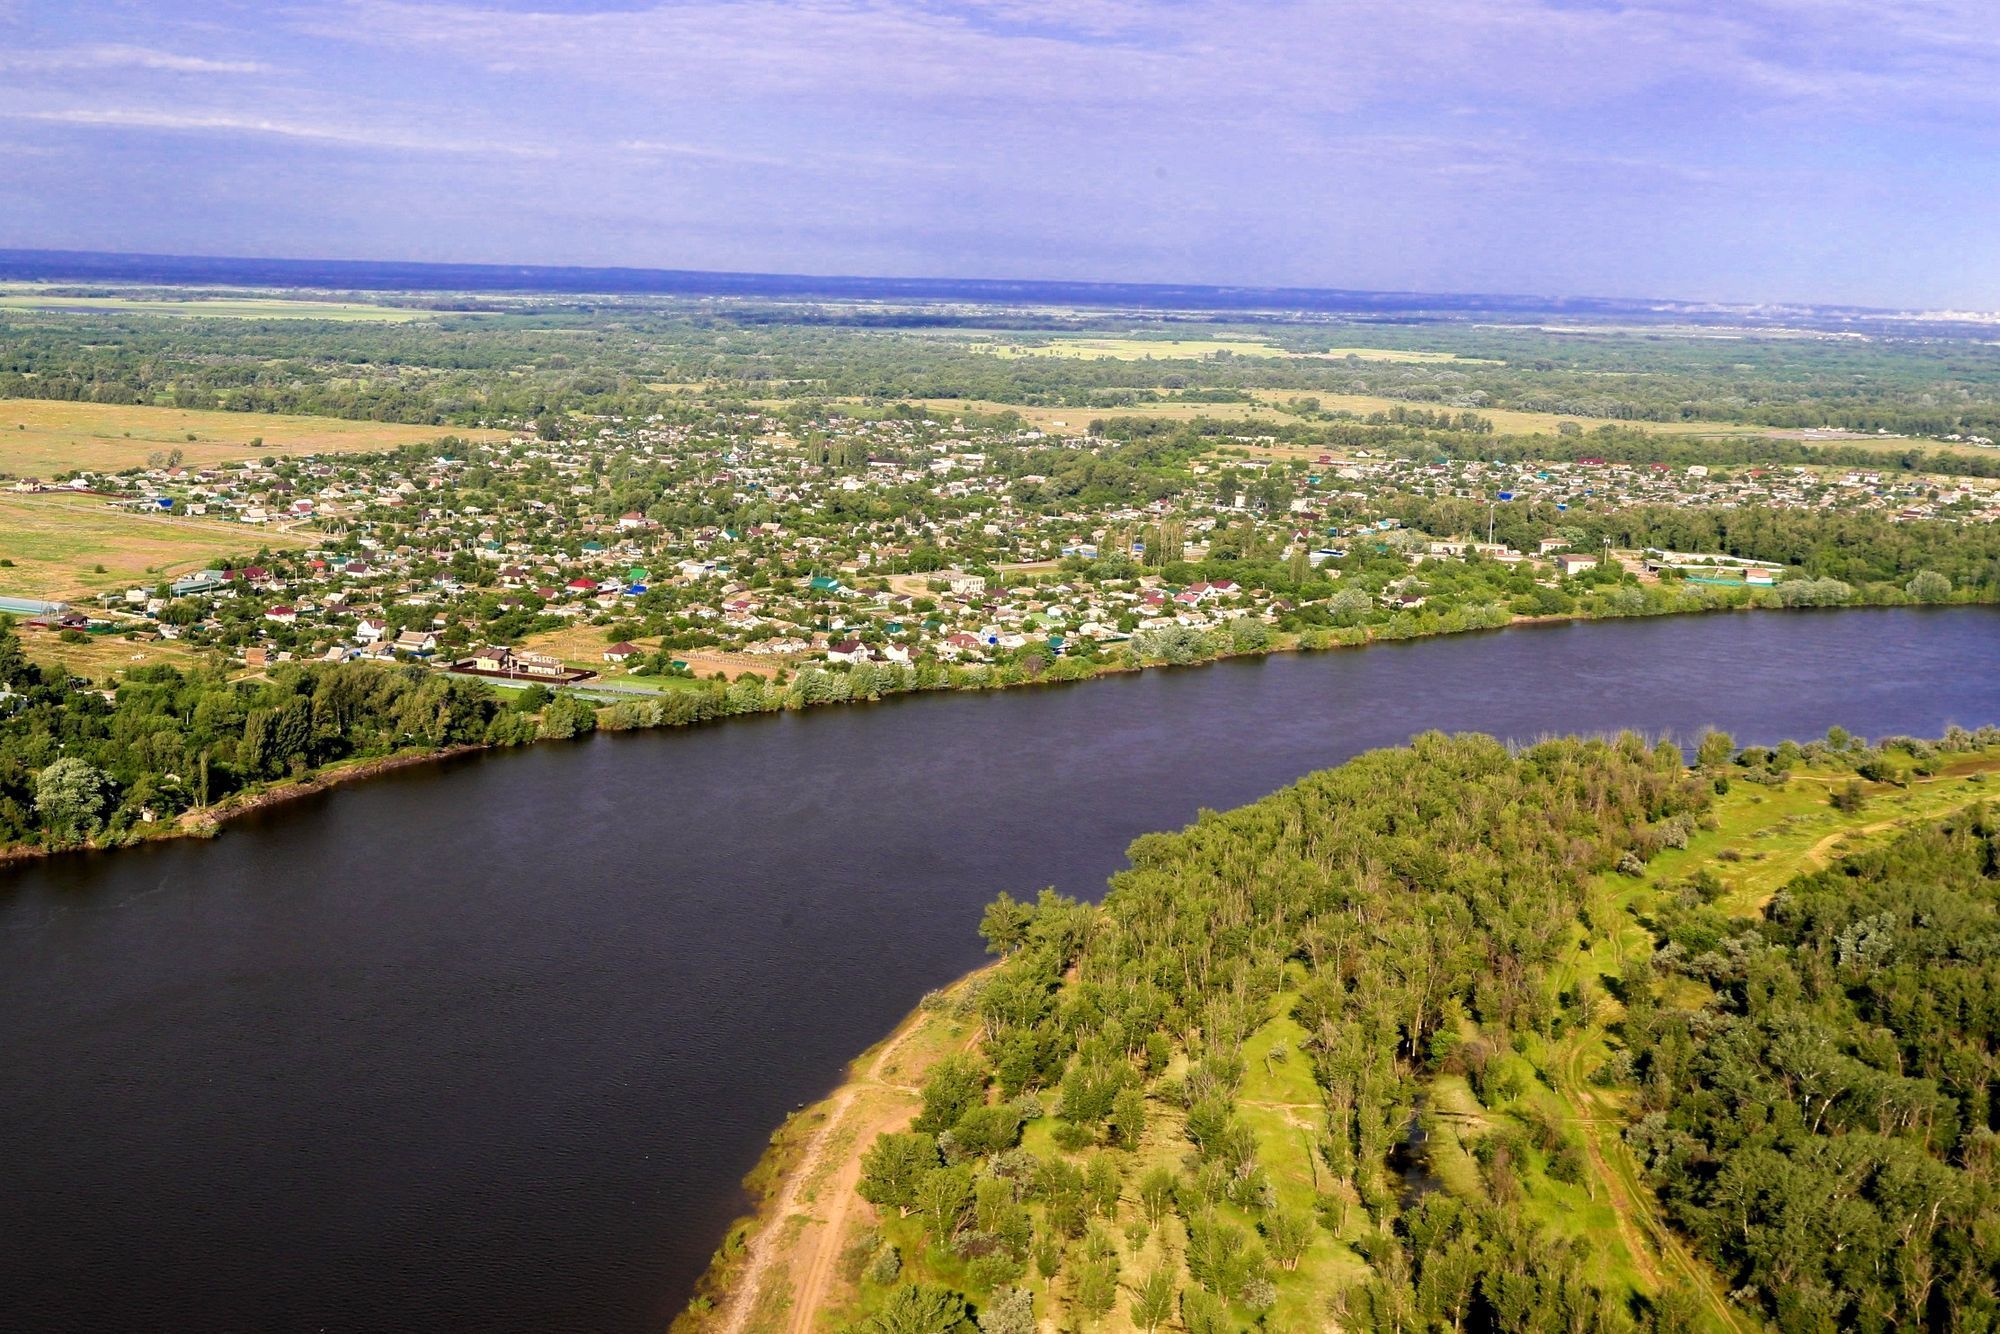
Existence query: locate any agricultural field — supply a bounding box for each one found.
[0,492,301,599]
[0,399,501,478]
[0,287,436,322]
[908,392,1777,440]
[962,335,1488,364]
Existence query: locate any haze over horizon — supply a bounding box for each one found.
[2,1,1996,311]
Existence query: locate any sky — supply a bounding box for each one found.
[1,0,1996,308]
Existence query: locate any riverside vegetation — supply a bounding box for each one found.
[689,726,2000,1333]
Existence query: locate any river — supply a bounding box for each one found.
[4,607,1998,1332]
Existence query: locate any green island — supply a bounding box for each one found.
[690,728,2000,1333]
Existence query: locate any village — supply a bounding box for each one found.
[9,403,1997,688]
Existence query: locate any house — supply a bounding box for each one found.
[1745,568,1776,587]
[942,570,987,597]
[603,641,643,664]
[355,618,389,643]
[264,605,298,625]
[825,638,869,664]
[171,569,225,597]
[243,646,269,669]
[394,629,438,655]
[1554,553,1599,576]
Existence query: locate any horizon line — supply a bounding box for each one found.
[0,245,1957,320]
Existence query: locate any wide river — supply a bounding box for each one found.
[5,607,1999,1332]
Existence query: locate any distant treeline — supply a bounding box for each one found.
[8,305,2000,442]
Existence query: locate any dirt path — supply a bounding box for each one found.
[717,1017,927,1334]
[719,1001,983,1334]
[1552,1036,1748,1333]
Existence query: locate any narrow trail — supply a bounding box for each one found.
[718,1008,983,1334]
[1553,1036,1748,1333]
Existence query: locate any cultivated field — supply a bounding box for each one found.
[962,335,1488,364]
[0,492,303,599]
[0,399,502,477]
[0,287,435,322]
[911,393,1773,439]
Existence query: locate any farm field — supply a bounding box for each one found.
[0,399,501,477]
[961,335,1491,364]
[908,392,1775,439]
[0,492,302,599]
[0,287,435,322]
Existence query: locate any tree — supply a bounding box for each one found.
[539,693,598,739]
[1906,569,1952,603]
[1131,1266,1176,1331]
[1108,1085,1147,1150]
[858,1133,940,1215]
[1694,728,1735,770]
[913,1053,988,1135]
[35,757,113,841]
[979,891,1034,956]
[860,1283,969,1334]
[1264,1205,1313,1270]
[1138,1167,1176,1227]
[976,1286,1034,1334]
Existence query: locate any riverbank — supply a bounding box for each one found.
[678,969,996,1334]
[0,741,488,867]
[684,740,2000,1332]
[4,597,1994,869]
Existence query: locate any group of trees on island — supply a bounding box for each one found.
[807,733,1717,1332]
[767,726,2000,1334]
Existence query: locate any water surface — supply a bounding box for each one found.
[4,608,1998,1332]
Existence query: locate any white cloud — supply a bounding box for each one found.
[0,43,270,74]
[9,107,551,156]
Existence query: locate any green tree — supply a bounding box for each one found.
[860,1283,969,1334]
[1131,1266,1176,1331]
[976,1286,1034,1334]
[913,1053,988,1135]
[858,1133,940,1216]
[34,757,113,841]
[1907,569,1952,602]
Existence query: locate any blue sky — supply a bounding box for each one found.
[1,0,1996,307]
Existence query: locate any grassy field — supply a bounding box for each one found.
[903,393,1775,440]
[0,399,502,477]
[962,335,1490,365]
[0,492,302,598]
[14,624,207,679]
[0,287,436,322]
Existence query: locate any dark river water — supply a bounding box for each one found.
[5,607,1999,1333]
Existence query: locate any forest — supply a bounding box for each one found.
[724,727,2000,1333]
